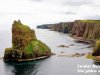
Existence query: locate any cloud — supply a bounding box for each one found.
[0,0,100,28]
[30,0,43,2]
[85,15,100,20]
[31,0,94,6]
[65,12,77,15]
[62,0,93,6]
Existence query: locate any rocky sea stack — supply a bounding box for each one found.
[4,20,51,61]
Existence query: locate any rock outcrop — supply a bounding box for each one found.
[4,20,51,61]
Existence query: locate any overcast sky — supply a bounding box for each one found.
[0,0,100,29]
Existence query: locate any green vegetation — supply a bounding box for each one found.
[92,40,100,56]
[86,41,100,60]
[86,54,95,59]
[80,20,100,24]
[25,42,33,54]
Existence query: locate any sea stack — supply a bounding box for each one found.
[4,20,51,61]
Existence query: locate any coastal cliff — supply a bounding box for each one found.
[50,22,74,33]
[71,20,100,40]
[37,24,51,29]
[71,20,100,57]
[4,20,51,61]
[37,20,100,57]
[37,22,74,33]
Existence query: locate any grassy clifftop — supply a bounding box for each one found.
[80,20,100,23]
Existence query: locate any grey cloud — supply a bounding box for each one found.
[58,11,77,15]
[63,0,93,6]
[30,0,94,6]
[65,11,77,15]
[30,0,43,2]
[90,5,100,7]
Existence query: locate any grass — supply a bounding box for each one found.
[25,42,33,54]
[80,20,100,24]
[24,39,51,56]
[93,40,100,53]
[86,54,95,59]
[86,54,100,61]
[5,48,12,54]
[13,20,31,32]
[31,39,50,55]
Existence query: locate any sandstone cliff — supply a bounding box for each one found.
[4,20,51,61]
[37,22,74,33]
[71,20,100,40]
[50,22,74,33]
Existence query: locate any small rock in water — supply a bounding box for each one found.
[70,44,74,46]
[75,53,80,55]
[51,53,56,55]
[58,45,65,47]
[81,53,85,56]
[88,52,92,54]
[58,45,69,48]
[60,51,64,53]
[65,46,69,48]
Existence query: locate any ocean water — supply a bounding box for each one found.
[0,29,99,75]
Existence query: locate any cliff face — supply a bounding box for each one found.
[71,20,100,40]
[37,24,51,29]
[4,20,51,61]
[37,22,74,33]
[50,22,74,33]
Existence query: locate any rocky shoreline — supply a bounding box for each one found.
[58,52,92,58]
[69,35,95,44]
[4,56,50,62]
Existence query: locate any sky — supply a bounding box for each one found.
[0,0,100,29]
